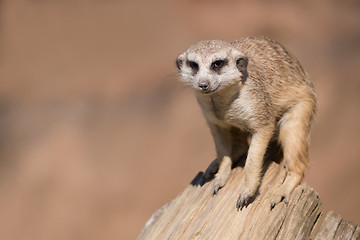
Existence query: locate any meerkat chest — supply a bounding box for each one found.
[197,94,253,130]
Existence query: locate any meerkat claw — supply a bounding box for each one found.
[236,196,249,210]
[270,195,288,210]
[270,201,276,210]
[213,184,220,195]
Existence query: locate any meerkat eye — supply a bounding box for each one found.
[211,59,228,73]
[186,60,199,73]
[213,60,224,68]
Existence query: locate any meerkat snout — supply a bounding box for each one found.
[198,79,210,92]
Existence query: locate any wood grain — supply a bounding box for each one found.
[138,161,358,240]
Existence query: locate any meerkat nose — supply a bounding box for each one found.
[198,80,210,91]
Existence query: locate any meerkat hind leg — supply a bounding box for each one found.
[270,102,312,209]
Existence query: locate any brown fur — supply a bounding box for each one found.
[176,36,316,209]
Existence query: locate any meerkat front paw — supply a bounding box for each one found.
[236,185,257,210]
[270,188,290,209]
[212,171,231,195]
[212,157,232,195]
[270,173,302,209]
[270,194,289,210]
[212,175,227,195]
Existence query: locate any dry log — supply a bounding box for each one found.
[138,160,359,240]
[314,211,360,240]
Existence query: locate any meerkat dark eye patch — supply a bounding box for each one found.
[211,59,228,73]
[186,60,199,73]
[176,58,183,70]
[236,57,248,70]
[236,56,248,83]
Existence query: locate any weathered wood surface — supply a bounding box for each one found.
[138,161,359,240]
[314,211,360,240]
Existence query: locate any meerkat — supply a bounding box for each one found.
[176,36,316,210]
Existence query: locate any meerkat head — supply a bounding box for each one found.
[176,40,248,94]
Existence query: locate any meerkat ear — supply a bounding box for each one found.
[176,53,185,71]
[236,55,249,83]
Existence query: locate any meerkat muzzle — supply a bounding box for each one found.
[198,80,210,92]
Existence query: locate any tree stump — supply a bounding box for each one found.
[138,161,359,240]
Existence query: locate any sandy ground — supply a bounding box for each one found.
[0,1,359,239]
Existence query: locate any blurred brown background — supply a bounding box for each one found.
[0,0,359,239]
